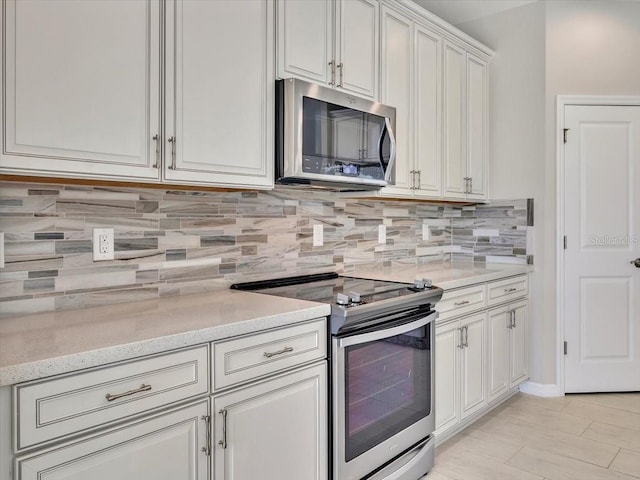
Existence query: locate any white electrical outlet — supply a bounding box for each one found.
[422,224,431,241]
[0,232,5,268]
[378,224,386,244]
[313,224,323,247]
[93,228,114,261]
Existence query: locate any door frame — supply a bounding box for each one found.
[555,95,640,395]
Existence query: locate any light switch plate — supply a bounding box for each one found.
[378,224,386,244]
[0,232,4,268]
[313,224,323,247]
[422,224,431,241]
[93,228,114,261]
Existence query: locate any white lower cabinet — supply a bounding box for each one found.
[435,275,529,443]
[488,300,529,403]
[435,312,486,435]
[213,363,328,480]
[16,400,209,480]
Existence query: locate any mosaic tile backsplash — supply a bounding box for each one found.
[0,182,532,316]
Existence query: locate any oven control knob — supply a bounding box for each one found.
[422,278,433,288]
[336,293,350,306]
[413,279,426,290]
[349,292,361,304]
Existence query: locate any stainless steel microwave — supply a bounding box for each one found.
[275,78,396,190]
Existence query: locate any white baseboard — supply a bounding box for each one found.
[519,381,564,397]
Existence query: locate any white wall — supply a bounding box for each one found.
[455,0,640,387]
[455,2,549,383]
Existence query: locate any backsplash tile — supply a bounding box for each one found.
[0,182,531,316]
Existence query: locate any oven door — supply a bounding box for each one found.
[332,309,437,480]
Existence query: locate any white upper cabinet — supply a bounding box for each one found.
[443,39,488,201]
[277,0,379,99]
[1,0,274,189]
[380,4,413,193]
[379,4,442,199]
[0,0,161,181]
[413,23,442,197]
[164,0,274,188]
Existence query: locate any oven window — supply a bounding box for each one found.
[344,324,431,462]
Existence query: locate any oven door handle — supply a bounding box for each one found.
[337,312,437,348]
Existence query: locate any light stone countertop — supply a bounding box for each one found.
[0,289,329,386]
[0,263,532,387]
[352,262,533,290]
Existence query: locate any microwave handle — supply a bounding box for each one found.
[381,117,396,183]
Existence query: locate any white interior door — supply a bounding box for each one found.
[564,104,640,393]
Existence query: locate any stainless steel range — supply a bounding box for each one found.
[232,273,443,480]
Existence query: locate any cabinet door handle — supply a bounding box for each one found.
[218,409,228,449]
[463,325,469,347]
[152,134,160,168]
[416,170,421,189]
[631,258,640,268]
[469,177,473,193]
[512,310,517,328]
[263,346,294,358]
[504,287,518,293]
[507,310,513,329]
[454,300,470,306]
[328,60,335,86]
[409,170,416,189]
[168,136,176,170]
[201,415,211,456]
[105,383,151,402]
[337,62,344,87]
[458,327,465,349]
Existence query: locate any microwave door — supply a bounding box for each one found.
[381,118,396,184]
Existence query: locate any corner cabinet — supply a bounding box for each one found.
[435,274,529,444]
[0,0,274,189]
[277,0,379,99]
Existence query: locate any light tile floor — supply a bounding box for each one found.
[427,392,640,479]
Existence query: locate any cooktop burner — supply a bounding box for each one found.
[231,272,443,334]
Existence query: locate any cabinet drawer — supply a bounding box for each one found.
[487,275,528,306]
[14,345,209,451]
[437,284,486,322]
[213,319,326,390]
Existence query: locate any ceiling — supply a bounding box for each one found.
[412,0,538,26]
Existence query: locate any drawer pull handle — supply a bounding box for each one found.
[263,346,294,358]
[105,384,152,402]
[504,287,518,293]
[454,300,470,306]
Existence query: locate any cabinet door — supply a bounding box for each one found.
[434,321,460,435]
[16,401,209,480]
[1,0,160,180]
[277,0,333,86]
[379,5,413,195]
[442,40,466,199]
[165,0,274,188]
[466,53,488,200]
[460,313,486,420]
[214,363,327,480]
[509,300,529,386]
[487,307,509,403]
[414,23,442,198]
[336,0,378,99]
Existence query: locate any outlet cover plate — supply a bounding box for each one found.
[422,224,431,241]
[378,224,386,244]
[0,232,4,268]
[93,228,114,261]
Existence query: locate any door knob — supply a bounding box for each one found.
[631,258,640,268]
